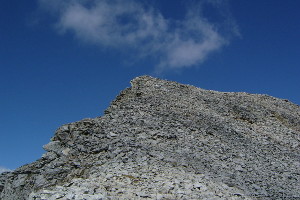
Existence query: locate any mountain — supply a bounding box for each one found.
[1,76,299,200]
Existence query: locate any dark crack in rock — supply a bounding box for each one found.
[1,76,299,200]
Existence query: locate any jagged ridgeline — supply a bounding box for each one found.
[1,76,299,200]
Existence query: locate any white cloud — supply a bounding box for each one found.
[0,166,11,174]
[39,0,238,72]
[57,1,167,47]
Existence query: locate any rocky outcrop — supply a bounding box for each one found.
[1,76,299,199]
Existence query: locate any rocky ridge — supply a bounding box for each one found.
[0,76,299,199]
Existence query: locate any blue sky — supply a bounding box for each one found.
[1,0,299,170]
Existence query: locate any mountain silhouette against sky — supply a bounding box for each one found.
[1,76,299,200]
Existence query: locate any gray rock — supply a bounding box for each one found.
[1,75,300,199]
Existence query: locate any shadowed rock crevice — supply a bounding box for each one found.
[1,76,299,199]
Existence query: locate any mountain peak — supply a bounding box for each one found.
[1,76,299,200]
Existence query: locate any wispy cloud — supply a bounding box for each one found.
[38,0,238,72]
[0,166,11,174]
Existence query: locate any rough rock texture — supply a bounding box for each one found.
[1,76,299,200]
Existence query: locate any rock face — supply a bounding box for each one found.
[1,76,300,200]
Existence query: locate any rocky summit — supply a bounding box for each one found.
[1,76,300,200]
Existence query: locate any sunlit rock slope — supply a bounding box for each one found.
[1,76,299,200]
